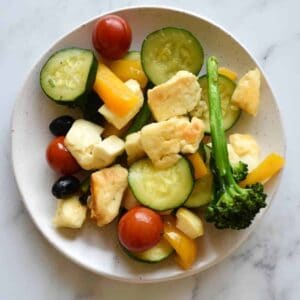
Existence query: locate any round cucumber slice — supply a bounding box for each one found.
[40,47,97,104]
[190,74,241,133]
[128,157,194,211]
[141,27,204,85]
[123,238,174,263]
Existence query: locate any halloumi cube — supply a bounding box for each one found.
[93,135,125,168]
[140,117,205,168]
[53,195,87,229]
[232,68,261,116]
[89,165,128,227]
[64,119,104,170]
[229,133,260,171]
[124,131,145,164]
[99,79,144,129]
[148,70,201,121]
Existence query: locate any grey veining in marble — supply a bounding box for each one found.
[1,0,299,299]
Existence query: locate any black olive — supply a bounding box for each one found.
[52,175,80,198]
[49,115,75,136]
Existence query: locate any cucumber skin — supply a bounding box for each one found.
[120,242,174,264]
[128,158,194,211]
[141,27,204,85]
[40,48,98,106]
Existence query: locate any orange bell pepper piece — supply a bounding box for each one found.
[240,153,285,187]
[163,218,197,270]
[218,67,238,81]
[187,152,208,180]
[108,59,148,88]
[93,64,140,117]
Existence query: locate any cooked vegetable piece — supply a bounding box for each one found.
[187,152,208,180]
[52,175,80,199]
[141,27,204,85]
[122,188,139,210]
[108,51,148,88]
[126,101,151,136]
[93,64,140,117]
[89,165,128,227]
[122,238,173,263]
[232,68,261,116]
[49,115,75,136]
[40,48,97,104]
[128,157,194,211]
[184,172,213,208]
[218,67,237,81]
[118,207,163,252]
[204,56,267,230]
[98,79,144,129]
[240,153,285,187]
[176,208,204,239]
[190,74,240,133]
[92,15,132,60]
[53,195,87,229]
[163,218,197,269]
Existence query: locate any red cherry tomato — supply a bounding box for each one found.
[46,136,81,175]
[118,207,163,252]
[92,15,132,60]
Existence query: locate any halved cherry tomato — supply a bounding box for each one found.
[118,207,163,252]
[46,136,81,175]
[163,219,197,269]
[92,15,132,60]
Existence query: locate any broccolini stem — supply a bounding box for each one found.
[207,57,234,184]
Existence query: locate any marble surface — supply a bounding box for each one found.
[1,0,298,299]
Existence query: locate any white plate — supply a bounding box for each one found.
[12,6,286,283]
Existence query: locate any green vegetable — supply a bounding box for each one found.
[40,48,97,105]
[141,27,204,85]
[122,238,174,263]
[79,176,90,205]
[191,74,240,134]
[204,56,267,230]
[232,161,248,182]
[128,157,194,211]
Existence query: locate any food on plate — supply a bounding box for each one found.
[89,165,128,226]
[40,16,285,269]
[51,175,80,198]
[40,48,97,104]
[190,74,240,133]
[92,15,132,60]
[232,68,261,116]
[147,70,201,121]
[118,206,163,252]
[53,195,87,228]
[141,27,204,85]
[46,136,81,175]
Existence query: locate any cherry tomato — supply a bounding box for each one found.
[46,136,81,175]
[92,15,132,60]
[118,207,163,252]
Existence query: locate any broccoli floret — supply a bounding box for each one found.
[204,57,266,230]
[232,161,248,182]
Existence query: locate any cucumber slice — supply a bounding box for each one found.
[190,74,240,133]
[123,238,174,263]
[124,51,140,61]
[128,157,194,211]
[40,48,97,104]
[141,27,204,85]
[184,172,213,208]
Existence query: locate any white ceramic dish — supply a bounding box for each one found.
[12,6,285,283]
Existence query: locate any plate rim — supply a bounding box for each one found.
[11,5,286,283]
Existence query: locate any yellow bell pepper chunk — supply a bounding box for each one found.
[93,64,140,117]
[108,59,148,88]
[163,218,197,270]
[187,152,208,180]
[218,67,238,81]
[240,153,285,187]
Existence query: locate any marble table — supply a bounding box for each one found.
[1,1,298,299]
